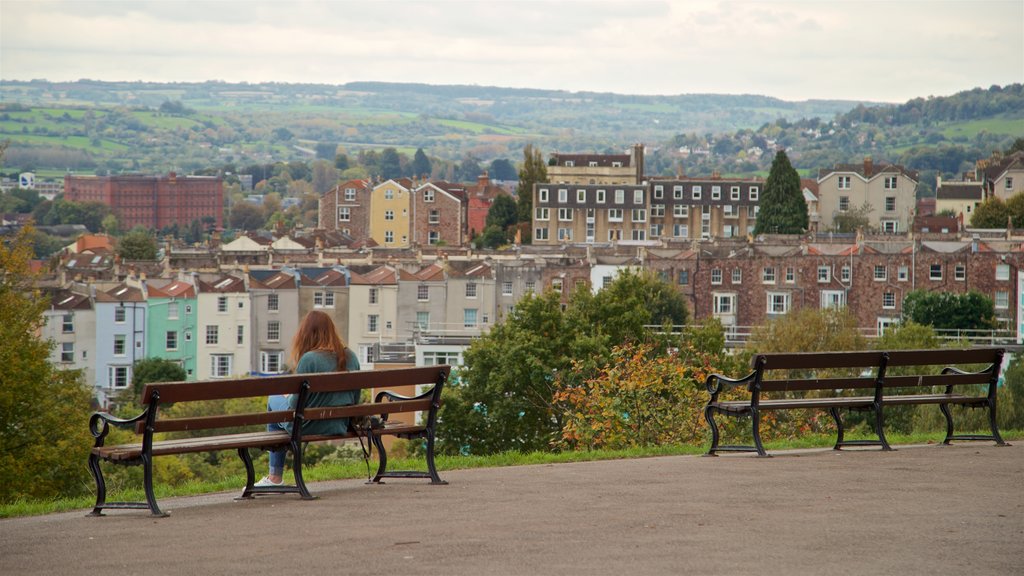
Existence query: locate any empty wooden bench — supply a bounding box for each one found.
[87,365,450,516]
[703,348,1008,457]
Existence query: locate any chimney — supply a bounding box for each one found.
[477,171,489,189]
[863,157,873,178]
[711,170,721,180]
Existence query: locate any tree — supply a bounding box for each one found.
[411,148,432,178]
[128,358,187,401]
[485,194,519,237]
[902,290,996,331]
[455,155,482,183]
[754,149,808,235]
[0,224,94,502]
[970,197,1011,228]
[517,144,547,235]
[488,158,517,181]
[117,227,158,260]
[832,201,874,233]
[747,307,867,354]
[571,269,689,349]
[315,142,338,160]
[101,213,120,236]
[311,159,338,195]
[379,148,403,180]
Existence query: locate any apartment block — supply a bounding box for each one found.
[64,172,222,230]
[319,179,371,238]
[977,150,1024,200]
[195,274,250,379]
[413,181,465,246]
[369,179,413,248]
[249,269,300,375]
[533,183,649,244]
[817,158,918,233]
[547,144,645,185]
[42,289,96,393]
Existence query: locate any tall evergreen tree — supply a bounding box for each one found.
[754,150,808,235]
[516,144,547,241]
[379,148,403,180]
[411,148,432,178]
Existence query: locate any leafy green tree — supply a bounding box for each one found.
[379,148,403,180]
[117,227,158,260]
[485,194,519,243]
[747,307,867,354]
[126,358,187,402]
[488,158,517,181]
[478,224,507,249]
[101,213,119,236]
[1007,137,1024,155]
[315,142,338,160]
[832,201,874,233]
[516,144,547,238]
[411,148,432,178]
[571,269,689,348]
[0,224,94,503]
[754,149,808,235]
[970,197,1011,228]
[455,155,482,183]
[902,290,996,331]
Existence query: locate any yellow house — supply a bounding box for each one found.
[369,179,412,248]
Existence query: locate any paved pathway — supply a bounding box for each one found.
[2,443,1021,575]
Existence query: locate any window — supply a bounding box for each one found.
[267,321,280,342]
[634,190,644,204]
[216,296,227,313]
[673,205,689,218]
[61,342,74,363]
[673,224,688,238]
[711,268,723,285]
[839,196,850,212]
[416,311,430,330]
[466,283,477,298]
[762,267,776,283]
[369,288,379,304]
[539,188,549,202]
[558,208,573,221]
[678,270,689,285]
[996,264,1010,281]
[596,189,606,203]
[713,293,736,315]
[608,208,624,222]
[609,189,622,204]
[632,229,647,241]
[732,268,742,284]
[115,308,126,323]
[428,231,440,244]
[62,313,74,333]
[767,292,791,314]
[954,264,966,281]
[552,278,563,293]
[385,210,395,221]
[211,355,232,378]
[206,325,218,345]
[577,189,586,203]
[608,229,622,241]
[558,228,573,241]
[885,196,896,212]
[651,204,665,217]
[429,210,440,224]
[237,325,244,345]
[166,331,178,351]
[884,176,898,189]
[463,308,478,328]
[723,204,737,218]
[882,220,899,234]
[817,266,830,283]
[418,285,429,301]
[338,207,350,222]
[711,186,721,200]
[535,228,549,241]
[874,265,887,281]
[654,185,664,199]
[502,281,513,296]
[385,231,394,243]
[368,314,379,333]
[536,207,550,221]
[650,224,663,237]
[423,188,434,202]
[261,351,283,374]
[731,186,740,201]
[821,290,846,309]
[110,366,129,388]
[930,264,942,281]
[692,185,702,200]
[631,209,647,222]
[525,280,536,292]
[838,176,851,190]
[785,267,795,283]
[883,292,896,309]
[168,302,179,320]
[898,266,909,282]
[558,188,568,202]
[841,266,851,282]
[673,186,684,200]
[268,293,279,312]
[1006,177,1014,190]
[184,330,192,342]
[345,188,357,202]
[995,291,1009,309]
[384,189,394,200]
[749,186,759,201]
[114,335,126,356]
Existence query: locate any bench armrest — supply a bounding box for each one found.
[89,409,150,447]
[705,371,757,400]
[374,386,435,404]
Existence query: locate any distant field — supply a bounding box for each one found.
[433,118,525,135]
[0,132,128,151]
[938,114,1024,138]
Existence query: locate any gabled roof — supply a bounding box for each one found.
[146,279,196,298]
[351,266,398,285]
[49,289,92,310]
[95,283,145,303]
[979,151,1024,182]
[197,275,246,293]
[936,182,984,200]
[818,162,919,182]
[552,153,632,167]
[418,181,467,202]
[414,263,446,282]
[920,241,977,254]
[249,270,297,290]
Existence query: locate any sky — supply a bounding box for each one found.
[1,0,1022,103]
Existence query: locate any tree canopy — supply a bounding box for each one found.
[411,148,432,178]
[117,227,159,260]
[902,290,996,331]
[754,149,808,235]
[516,144,547,233]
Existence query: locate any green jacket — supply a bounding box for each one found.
[286,349,361,435]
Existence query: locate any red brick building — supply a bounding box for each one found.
[413,181,466,247]
[64,172,222,231]
[467,173,509,239]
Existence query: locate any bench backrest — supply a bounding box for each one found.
[137,365,451,434]
[752,348,1003,394]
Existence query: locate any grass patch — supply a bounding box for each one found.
[2,429,1018,519]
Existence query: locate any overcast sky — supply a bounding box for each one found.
[2,0,1021,103]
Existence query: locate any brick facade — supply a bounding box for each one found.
[65,172,222,230]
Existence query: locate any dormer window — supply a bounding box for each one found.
[565,160,575,167]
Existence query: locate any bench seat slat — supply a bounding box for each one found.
[713,396,875,411]
[881,393,984,406]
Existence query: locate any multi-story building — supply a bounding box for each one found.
[413,181,465,247]
[145,278,198,380]
[648,178,761,241]
[466,173,510,239]
[296,266,351,343]
[42,288,96,394]
[397,263,447,341]
[195,274,250,379]
[445,261,496,338]
[816,158,919,234]
[349,265,402,367]
[319,179,371,238]
[547,144,645,185]
[369,179,413,248]
[935,177,984,222]
[533,183,650,245]
[249,269,300,375]
[64,172,223,231]
[93,283,147,407]
[977,150,1024,200]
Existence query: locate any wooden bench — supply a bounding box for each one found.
[703,348,1008,457]
[87,365,450,517]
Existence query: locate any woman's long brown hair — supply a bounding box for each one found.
[289,310,347,371]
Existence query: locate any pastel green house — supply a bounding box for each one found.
[145,279,198,381]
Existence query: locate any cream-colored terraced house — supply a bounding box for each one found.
[816,158,918,234]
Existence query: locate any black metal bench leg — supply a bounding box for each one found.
[829,407,845,450]
[236,448,256,499]
[988,400,1009,446]
[751,408,769,457]
[142,453,168,517]
[291,441,316,500]
[370,431,387,483]
[87,453,107,517]
[703,406,720,456]
[873,405,892,451]
[940,403,955,445]
[424,430,447,485]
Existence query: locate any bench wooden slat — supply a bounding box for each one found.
[757,351,886,370]
[714,396,875,411]
[881,393,984,406]
[884,348,1000,367]
[760,371,992,393]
